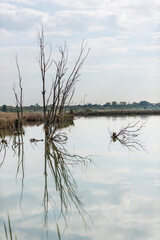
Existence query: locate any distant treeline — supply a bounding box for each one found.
[1,101,160,113]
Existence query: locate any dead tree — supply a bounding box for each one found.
[13,55,23,132]
[37,27,90,140]
[37,28,53,127]
[109,120,146,151]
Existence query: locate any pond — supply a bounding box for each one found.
[0,116,160,240]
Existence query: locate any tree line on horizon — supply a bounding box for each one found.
[1,100,160,113]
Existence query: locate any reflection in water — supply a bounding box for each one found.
[0,138,7,168]
[43,133,91,232]
[3,213,18,240]
[0,129,13,167]
[0,127,92,239]
[1,116,158,240]
[0,130,25,207]
[12,133,25,206]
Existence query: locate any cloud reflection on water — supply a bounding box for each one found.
[0,116,160,239]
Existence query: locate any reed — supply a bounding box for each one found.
[0,112,73,129]
[23,112,44,122]
[3,214,17,240]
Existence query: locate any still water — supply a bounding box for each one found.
[0,116,160,240]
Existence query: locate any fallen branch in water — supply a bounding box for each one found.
[109,120,147,152]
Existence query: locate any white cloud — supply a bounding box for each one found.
[41,0,112,9]
[138,46,160,51]
[84,63,143,73]
[0,4,49,31]
[142,168,160,174]
[88,25,106,32]
[120,181,132,185]
[0,3,18,10]
[4,0,36,6]
[113,167,131,173]
[47,9,115,34]
[151,32,160,39]
[85,36,124,54]
[0,46,38,51]
[43,0,160,31]
[42,0,160,12]
[109,47,128,54]
[0,0,160,105]
[0,0,159,37]
[154,180,160,186]
[0,28,15,39]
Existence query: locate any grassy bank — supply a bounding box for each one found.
[1,109,159,129]
[0,112,44,129]
[0,112,74,130]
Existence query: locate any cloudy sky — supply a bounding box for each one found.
[0,0,160,105]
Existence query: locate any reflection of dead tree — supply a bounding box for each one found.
[109,120,146,151]
[13,55,23,133]
[12,133,25,205]
[37,27,90,140]
[43,134,92,233]
[3,213,18,240]
[0,130,25,205]
[0,130,13,167]
[0,138,8,167]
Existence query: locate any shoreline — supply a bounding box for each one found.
[0,110,160,130]
[75,110,160,116]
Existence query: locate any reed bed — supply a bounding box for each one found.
[0,112,73,129]
[23,112,44,122]
[0,112,44,129]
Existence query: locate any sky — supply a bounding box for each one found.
[0,0,160,106]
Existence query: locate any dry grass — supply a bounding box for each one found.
[23,112,44,122]
[0,112,73,130]
[0,112,44,129]
[0,112,17,121]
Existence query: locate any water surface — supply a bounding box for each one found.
[0,116,160,240]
